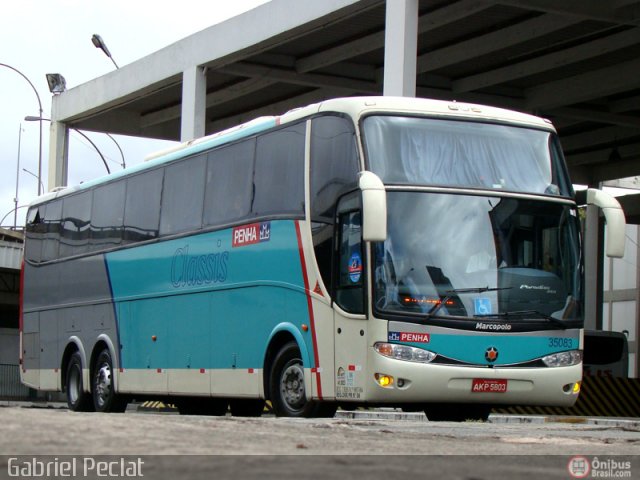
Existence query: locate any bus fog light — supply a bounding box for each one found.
[374,342,436,363]
[375,373,394,387]
[562,382,580,394]
[542,350,582,367]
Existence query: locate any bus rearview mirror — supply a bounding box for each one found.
[586,188,626,258]
[359,171,387,242]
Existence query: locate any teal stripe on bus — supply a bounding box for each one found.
[397,332,579,366]
[105,220,316,370]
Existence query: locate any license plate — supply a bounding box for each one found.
[471,379,508,393]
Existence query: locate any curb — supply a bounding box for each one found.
[3,400,639,428]
[335,409,640,428]
[0,400,67,409]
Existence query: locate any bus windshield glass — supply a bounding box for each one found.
[363,115,572,197]
[374,192,582,325]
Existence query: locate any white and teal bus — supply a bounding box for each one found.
[20,97,625,420]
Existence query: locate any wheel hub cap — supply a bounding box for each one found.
[281,363,305,408]
[95,363,112,407]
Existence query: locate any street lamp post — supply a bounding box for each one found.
[24,116,113,174]
[106,133,126,168]
[0,63,44,196]
[23,168,45,194]
[91,34,120,69]
[14,124,23,229]
[0,206,28,229]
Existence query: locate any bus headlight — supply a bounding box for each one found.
[374,342,436,363]
[542,350,582,367]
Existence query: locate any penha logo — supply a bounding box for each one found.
[232,222,271,248]
[388,331,430,343]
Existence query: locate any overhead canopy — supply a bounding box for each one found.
[51,0,640,219]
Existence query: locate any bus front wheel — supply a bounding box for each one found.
[92,349,128,413]
[66,351,94,412]
[269,341,317,417]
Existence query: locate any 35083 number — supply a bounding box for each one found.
[548,337,574,348]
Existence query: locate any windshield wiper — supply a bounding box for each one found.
[475,310,568,329]
[427,286,511,316]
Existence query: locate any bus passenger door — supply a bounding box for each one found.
[333,197,368,404]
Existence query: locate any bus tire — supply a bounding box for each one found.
[424,403,491,422]
[229,399,265,417]
[269,341,317,417]
[269,342,337,418]
[66,351,94,412]
[92,349,128,413]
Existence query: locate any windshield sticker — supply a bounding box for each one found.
[348,252,362,283]
[232,221,271,248]
[389,331,430,343]
[474,298,492,315]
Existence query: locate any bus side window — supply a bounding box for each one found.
[60,191,92,258]
[335,209,365,314]
[310,116,360,223]
[90,180,125,250]
[160,154,207,235]
[253,122,305,217]
[25,206,45,263]
[123,169,162,243]
[310,115,360,293]
[41,200,62,262]
[204,139,255,227]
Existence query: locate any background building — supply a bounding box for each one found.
[11,0,640,380]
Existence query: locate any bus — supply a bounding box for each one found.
[20,97,625,420]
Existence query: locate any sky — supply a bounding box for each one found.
[0,0,269,229]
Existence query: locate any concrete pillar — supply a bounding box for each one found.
[180,66,207,142]
[635,225,639,377]
[383,0,419,97]
[584,204,604,331]
[47,120,69,191]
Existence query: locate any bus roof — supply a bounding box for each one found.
[30,96,554,207]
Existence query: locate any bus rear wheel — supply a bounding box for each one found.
[269,341,336,418]
[92,349,128,413]
[66,351,94,412]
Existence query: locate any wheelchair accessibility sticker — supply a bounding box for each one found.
[474,298,492,315]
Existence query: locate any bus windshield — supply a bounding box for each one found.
[363,115,573,197]
[374,192,582,326]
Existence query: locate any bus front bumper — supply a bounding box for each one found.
[365,348,582,407]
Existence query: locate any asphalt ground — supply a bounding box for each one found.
[1,402,638,479]
[2,399,639,428]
